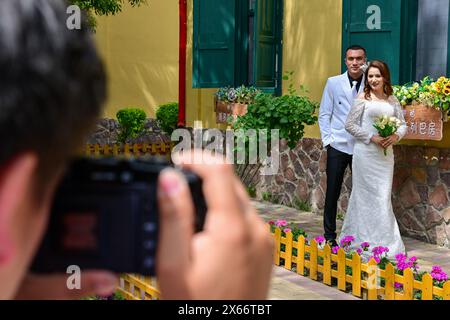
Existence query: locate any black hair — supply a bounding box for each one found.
[345,45,367,57]
[0,0,106,185]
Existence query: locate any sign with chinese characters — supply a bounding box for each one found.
[403,104,443,141]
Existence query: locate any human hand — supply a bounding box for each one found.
[156,151,273,300]
[381,134,399,149]
[370,135,385,148]
[14,271,118,300]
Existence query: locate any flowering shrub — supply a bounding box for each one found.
[268,219,308,241]
[393,76,450,113]
[270,227,449,299]
[214,86,261,104]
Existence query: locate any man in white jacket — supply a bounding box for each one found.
[318,45,367,247]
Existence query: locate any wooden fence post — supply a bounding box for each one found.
[444,281,450,300]
[403,268,414,300]
[323,244,332,286]
[421,273,433,300]
[384,263,395,300]
[296,235,305,276]
[352,253,361,298]
[113,144,120,155]
[273,228,281,266]
[337,248,346,291]
[309,239,318,280]
[94,144,100,156]
[284,232,293,271]
[367,259,378,300]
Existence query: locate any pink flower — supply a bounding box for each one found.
[394,282,403,289]
[340,235,355,247]
[314,236,325,244]
[283,228,292,233]
[369,256,381,264]
[431,265,448,282]
[332,246,340,254]
[275,219,288,227]
[361,242,370,249]
[268,220,275,225]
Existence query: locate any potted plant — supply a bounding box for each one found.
[214,85,260,124]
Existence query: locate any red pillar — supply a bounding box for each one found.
[177,0,187,127]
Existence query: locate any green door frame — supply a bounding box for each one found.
[342,0,418,84]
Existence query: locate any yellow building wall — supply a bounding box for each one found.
[282,0,342,139]
[185,0,343,135]
[94,0,179,119]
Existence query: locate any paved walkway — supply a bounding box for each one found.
[253,200,450,300]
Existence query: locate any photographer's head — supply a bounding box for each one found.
[0,0,105,298]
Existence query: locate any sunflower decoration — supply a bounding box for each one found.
[443,83,450,96]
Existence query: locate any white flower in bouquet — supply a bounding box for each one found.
[373,115,401,156]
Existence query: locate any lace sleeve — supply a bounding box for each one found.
[345,99,373,144]
[390,96,407,140]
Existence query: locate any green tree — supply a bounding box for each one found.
[69,0,147,28]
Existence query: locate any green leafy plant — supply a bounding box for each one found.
[246,186,257,198]
[214,86,260,104]
[292,197,311,212]
[116,108,147,143]
[393,76,450,113]
[70,0,147,29]
[262,192,272,202]
[232,72,318,150]
[156,102,179,135]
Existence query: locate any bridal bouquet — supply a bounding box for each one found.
[373,115,401,156]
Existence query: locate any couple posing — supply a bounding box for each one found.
[319,45,407,259]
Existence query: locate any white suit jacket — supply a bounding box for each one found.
[318,71,365,155]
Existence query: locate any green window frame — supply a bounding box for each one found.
[193,0,283,95]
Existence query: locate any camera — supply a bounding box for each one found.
[31,156,207,276]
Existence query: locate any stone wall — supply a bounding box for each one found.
[255,138,450,248]
[85,118,170,145]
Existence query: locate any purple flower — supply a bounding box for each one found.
[356,248,363,255]
[372,246,389,256]
[340,235,355,247]
[332,246,340,254]
[395,253,407,262]
[314,236,325,244]
[394,282,403,289]
[432,266,443,274]
[409,256,417,263]
[361,242,370,249]
[431,265,448,282]
[369,256,381,264]
[275,219,288,227]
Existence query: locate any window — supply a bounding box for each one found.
[416,0,449,80]
[193,0,283,94]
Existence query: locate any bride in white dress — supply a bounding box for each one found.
[339,60,407,259]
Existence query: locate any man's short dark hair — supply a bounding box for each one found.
[345,45,367,57]
[0,0,106,185]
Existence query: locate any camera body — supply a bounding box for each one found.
[31,156,207,276]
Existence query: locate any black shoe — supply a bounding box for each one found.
[326,239,338,248]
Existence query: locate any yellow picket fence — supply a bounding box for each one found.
[84,142,173,159]
[117,274,161,300]
[272,227,450,300]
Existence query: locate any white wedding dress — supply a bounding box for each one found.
[338,96,407,259]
